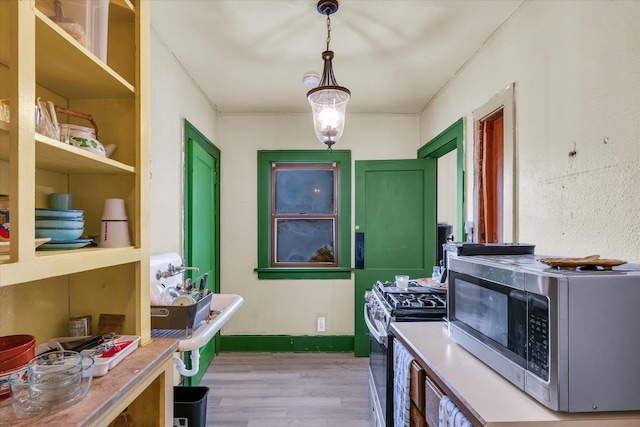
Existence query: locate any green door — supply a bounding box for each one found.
[354,159,437,356]
[184,121,220,384]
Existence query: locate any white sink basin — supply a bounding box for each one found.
[175,293,244,352]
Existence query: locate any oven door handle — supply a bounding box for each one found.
[364,305,387,346]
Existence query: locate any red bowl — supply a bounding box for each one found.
[0,342,35,373]
[0,335,36,362]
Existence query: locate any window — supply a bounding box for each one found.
[256,150,351,280]
[272,163,338,267]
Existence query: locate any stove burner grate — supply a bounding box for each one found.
[387,293,446,310]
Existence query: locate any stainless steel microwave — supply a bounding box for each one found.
[447,254,640,412]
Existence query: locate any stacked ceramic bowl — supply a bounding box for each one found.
[7,350,94,414]
[35,209,92,250]
[0,335,36,400]
[35,209,85,240]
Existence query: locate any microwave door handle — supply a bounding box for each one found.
[364,305,387,346]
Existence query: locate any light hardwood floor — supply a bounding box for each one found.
[200,352,372,427]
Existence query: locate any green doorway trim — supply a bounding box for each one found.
[184,119,220,294]
[184,119,221,385]
[417,118,465,241]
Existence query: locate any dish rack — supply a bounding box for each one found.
[150,292,213,331]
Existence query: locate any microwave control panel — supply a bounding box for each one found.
[527,294,550,381]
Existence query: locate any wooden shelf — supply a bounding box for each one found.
[110,0,135,21]
[0,131,134,174]
[0,246,141,287]
[36,133,135,174]
[0,2,9,67]
[0,121,9,165]
[35,9,134,99]
[0,120,7,141]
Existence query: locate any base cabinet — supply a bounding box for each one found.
[424,376,445,427]
[410,402,427,427]
[409,361,427,426]
[409,359,445,427]
[393,322,640,427]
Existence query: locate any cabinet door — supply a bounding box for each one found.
[410,402,427,427]
[410,360,426,412]
[424,375,445,427]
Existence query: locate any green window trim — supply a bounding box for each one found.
[256,150,352,280]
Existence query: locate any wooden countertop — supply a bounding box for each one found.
[0,338,178,426]
[391,322,640,426]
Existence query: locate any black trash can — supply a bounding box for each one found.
[174,386,209,427]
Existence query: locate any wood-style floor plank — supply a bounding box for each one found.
[200,353,372,427]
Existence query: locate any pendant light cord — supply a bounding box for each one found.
[325,11,333,153]
[326,12,331,51]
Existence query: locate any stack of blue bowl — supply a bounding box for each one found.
[35,208,85,242]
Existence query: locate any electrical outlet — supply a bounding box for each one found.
[317,316,326,332]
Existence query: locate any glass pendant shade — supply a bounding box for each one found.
[307,50,350,148]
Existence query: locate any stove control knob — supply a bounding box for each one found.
[375,308,385,321]
[364,291,372,302]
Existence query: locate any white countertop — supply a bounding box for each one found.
[391,322,640,426]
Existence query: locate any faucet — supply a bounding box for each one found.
[156,262,199,280]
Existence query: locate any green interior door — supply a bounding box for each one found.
[185,121,220,385]
[354,159,437,356]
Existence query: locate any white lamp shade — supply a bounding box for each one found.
[308,87,350,147]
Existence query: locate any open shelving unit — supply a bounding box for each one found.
[0,1,171,424]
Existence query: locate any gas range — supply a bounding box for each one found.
[365,280,447,334]
[364,280,447,427]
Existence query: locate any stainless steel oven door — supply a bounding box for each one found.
[365,304,389,426]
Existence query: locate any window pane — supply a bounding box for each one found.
[275,169,334,214]
[276,219,335,263]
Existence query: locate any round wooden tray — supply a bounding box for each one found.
[538,255,626,270]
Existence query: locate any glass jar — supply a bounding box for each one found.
[432,266,442,282]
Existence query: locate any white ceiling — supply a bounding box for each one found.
[150,0,523,115]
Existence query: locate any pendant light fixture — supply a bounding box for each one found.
[307,0,350,150]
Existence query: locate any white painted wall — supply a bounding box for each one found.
[149,30,219,255]
[421,1,640,262]
[437,150,457,238]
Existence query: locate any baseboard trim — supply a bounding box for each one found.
[219,335,354,353]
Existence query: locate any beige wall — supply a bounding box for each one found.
[217,113,419,335]
[149,30,218,255]
[420,1,640,262]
